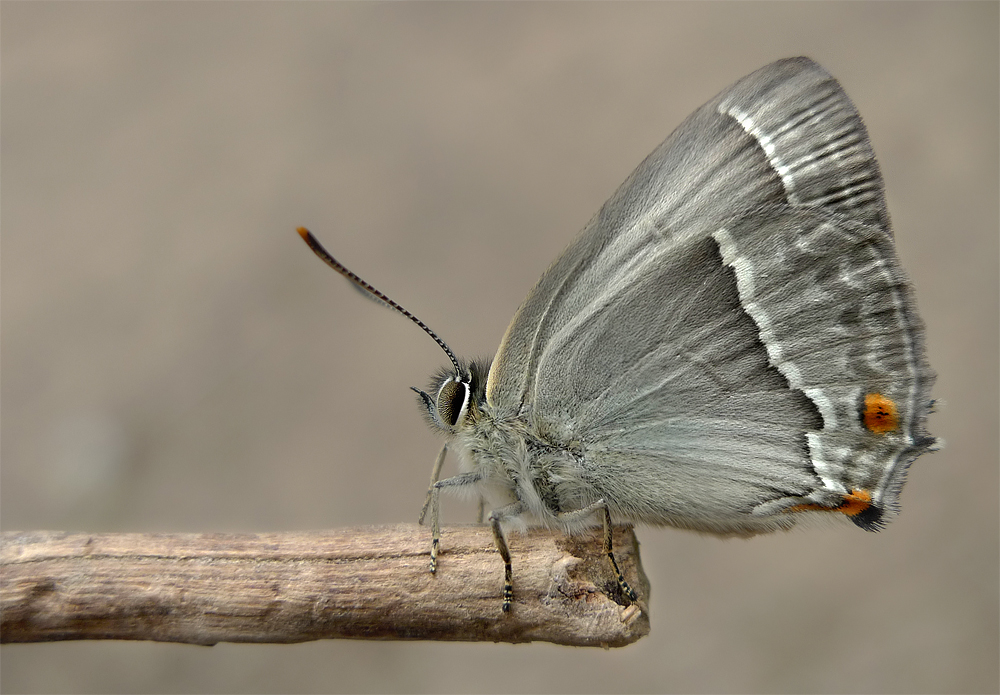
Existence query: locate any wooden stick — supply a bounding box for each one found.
[1,525,649,647]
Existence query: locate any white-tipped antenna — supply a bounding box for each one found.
[297,227,463,377]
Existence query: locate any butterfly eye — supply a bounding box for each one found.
[436,378,470,428]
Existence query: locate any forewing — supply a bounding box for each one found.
[486,57,887,417]
[484,57,936,530]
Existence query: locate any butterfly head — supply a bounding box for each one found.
[413,359,491,434]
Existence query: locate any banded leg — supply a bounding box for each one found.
[488,501,526,613]
[423,471,482,573]
[556,500,637,604]
[599,505,638,603]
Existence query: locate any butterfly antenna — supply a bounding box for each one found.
[297,227,464,378]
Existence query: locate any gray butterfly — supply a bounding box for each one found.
[299,57,939,613]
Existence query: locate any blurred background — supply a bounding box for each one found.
[2,3,997,693]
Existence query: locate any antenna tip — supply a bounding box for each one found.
[296,227,312,241]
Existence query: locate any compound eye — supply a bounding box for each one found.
[436,378,469,427]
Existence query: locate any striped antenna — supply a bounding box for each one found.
[297,227,463,377]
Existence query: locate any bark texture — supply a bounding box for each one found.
[1,525,649,647]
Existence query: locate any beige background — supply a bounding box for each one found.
[2,3,997,693]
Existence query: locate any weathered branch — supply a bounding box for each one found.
[1,525,649,647]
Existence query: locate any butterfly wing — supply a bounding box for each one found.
[484,57,937,534]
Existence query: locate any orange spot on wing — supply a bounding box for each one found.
[863,393,899,433]
[787,489,873,517]
[837,489,873,517]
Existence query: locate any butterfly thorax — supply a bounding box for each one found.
[417,358,600,531]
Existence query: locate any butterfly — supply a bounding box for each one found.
[299,57,938,613]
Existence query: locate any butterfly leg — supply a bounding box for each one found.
[422,470,482,574]
[418,444,487,524]
[556,500,638,604]
[487,500,526,613]
[418,443,448,526]
[599,504,638,603]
